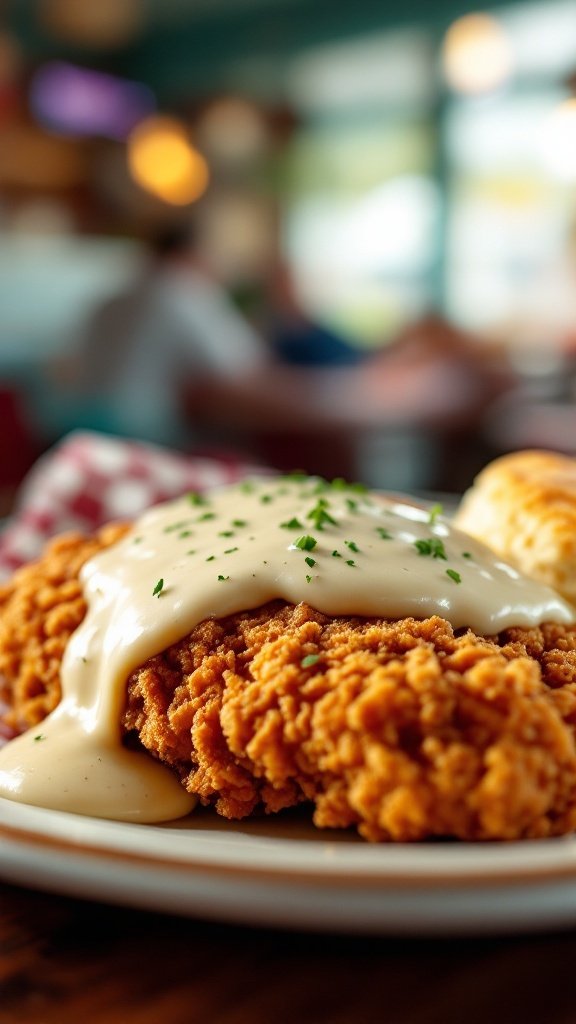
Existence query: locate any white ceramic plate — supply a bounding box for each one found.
[4,797,576,934]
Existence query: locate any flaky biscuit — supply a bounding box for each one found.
[454,449,576,606]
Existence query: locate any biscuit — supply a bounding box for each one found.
[454,449,576,606]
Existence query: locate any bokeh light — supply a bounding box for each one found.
[39,0,143,49]
[197,97,269,164]
[0,125,85,189]
[127,116,210,206]
[543,98,576,182]
[442,12,513,95]
[31,62,156,141]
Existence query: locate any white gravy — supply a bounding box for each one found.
[0,476,574,821]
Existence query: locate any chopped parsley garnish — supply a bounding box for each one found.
[305,556,316,568]
[332,549,342,558]
[232,519,247,528]
[294,535,317,552]
[346,559,356,567]
[428,503,443,525]
[284,470,308,482]
[217,575,230,581]
[198,512,216,521]
[345,540,360,553]
[446,569,462,584]
[376,527,392,539]
[240,481,255,494]
[179,530,193,539]
[331,477,368,494]
[163,520,189,533]
[306,574,313,583]
[307,500,337,530]
[224,547,239,554]
[206,554,216,561]
[186,549,196,555]
[414,538,447,560]
[187,492,207,506]
[152,578,164,598]
[218,530,235,537]
[34,734,46,742]
[260,494,273,504]
[301,654,320,668]
[462,551,473,559]
[345,498,358,513]
[280,517,304,530]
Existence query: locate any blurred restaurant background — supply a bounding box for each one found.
[2,0,576,509]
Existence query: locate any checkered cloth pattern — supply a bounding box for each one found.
[0,431,270,581]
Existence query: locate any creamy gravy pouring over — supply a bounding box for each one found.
[0,476,574,822]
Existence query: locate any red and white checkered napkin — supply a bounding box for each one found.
[0,431,271,581]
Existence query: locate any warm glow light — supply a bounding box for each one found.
[127,116,209,206]
[40,0,143,48]
[197,97,268,163]
[0,125,85,188]
[442,13,513,95]
[544,98,576,181]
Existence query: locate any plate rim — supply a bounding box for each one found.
[4,797,576,891]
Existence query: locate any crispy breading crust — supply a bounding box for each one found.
[3,530,576,841]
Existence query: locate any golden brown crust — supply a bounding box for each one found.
[454,449,576,603]
[4,526,576,841]
[123,606,576,841]
[0,523,130,730]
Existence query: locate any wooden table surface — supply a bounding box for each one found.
[2,878,576,1024]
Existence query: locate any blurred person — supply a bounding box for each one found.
[262,257,365,368]
[369,309,515,489]
[53,221,269,450]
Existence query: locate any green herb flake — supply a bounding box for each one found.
[462,551,473,559]
[345,540,360,553]
[206,555,216,562]
[428,503,443,525]
[332,549,342,558]
[178,530,193,539]
[301,654,320,668]
[187,492,207,506]
[284,470,309,482]
[152,578,164,598]
[217,575,230,582]
[305,556,316,568]
[224,547,239,554]
[198,512,216,522]
[307,500,337,530]
[345,498,358,513]
[34,734,46,742]
[280,517,304,530]
[414,538,447,560]
[163,520,188,534]
[218,530,235,537]
[232,519,247,528]
[294,535,317,552]
[306,574,313,583]
[260,494,273,504]
[346,559,356,567]
[376,527,392,540]
[132,536,143,544]
[446,569,462,584]
[186,549,196,556]
[240,481,255,494]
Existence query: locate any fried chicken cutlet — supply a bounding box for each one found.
[3,525,576,842]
